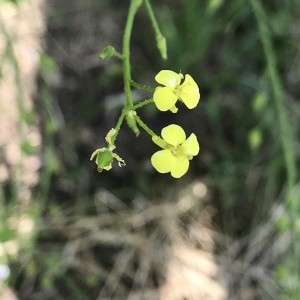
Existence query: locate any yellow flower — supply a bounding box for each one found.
[151,124,199,178]
[153,70,200,113]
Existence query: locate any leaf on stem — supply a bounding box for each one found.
[99,45,122,60]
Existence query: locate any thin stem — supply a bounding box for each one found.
[114,52,124,60]
[134,114,157,137]
[132,98,154,110]
[144,0,167,59]
[144,0,161,36]
[123,0,141,107]
[130,80,155,92]
[111,108,128,145]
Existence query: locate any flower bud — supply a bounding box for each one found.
[126,111,140,136]
[96,149,113,171]
[99,45,122,60]
[156,35,167,60]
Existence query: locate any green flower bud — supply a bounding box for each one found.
[156,35,167,60]
[99,45,122,60]
[126,111,140,136]
[91,146,125,173]
[248,128,262,151]
[96,149,113,171]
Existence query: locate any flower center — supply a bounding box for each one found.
[171,144,185,157]
[173,84,181,97]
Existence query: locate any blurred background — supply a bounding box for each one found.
[0,0,299,299]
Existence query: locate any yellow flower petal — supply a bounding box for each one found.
[151,149,176,173]
[153,87,178,111]
[155,70,183,89]
[112,153,126,167]
[182,133,200,156]
[179,74,200,109]
[161,124,186,146]
[170,106,178,113]
[171,157,189,178]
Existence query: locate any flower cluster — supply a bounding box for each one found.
[91,70,200,178]
[151,70,200,177]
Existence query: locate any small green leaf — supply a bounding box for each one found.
[248,128,262,151]
[99,45,122,60]
[252,91,267,112]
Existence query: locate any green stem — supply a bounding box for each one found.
[132,98,154,110]
[144,0,161,36]
[144,0,167,59]
[130,80,155,92]
[123,0,141,107]
[111,108,128,145]
[134,114,157,137]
